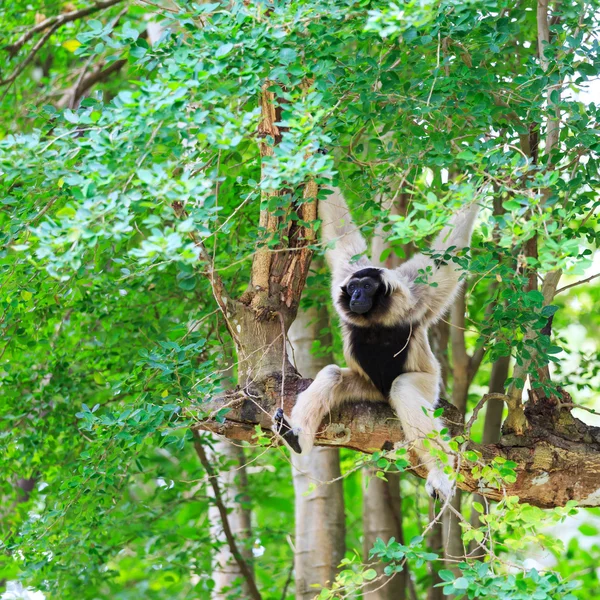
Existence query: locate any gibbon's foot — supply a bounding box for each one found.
[425,467,454,502]
[272,408,302,454]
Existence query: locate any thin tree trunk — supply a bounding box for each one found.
[288,291,346,600]
[469,354,510,552]
[362,471,406,599]
[427,499,444,600]
[443,291,469,566]
[428,319,449,600]
[363,198,408,599]
[209,439,254,600]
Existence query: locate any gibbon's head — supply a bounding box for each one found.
[342,268,382,314]
[339,267,389,318]
[337,267,413,326]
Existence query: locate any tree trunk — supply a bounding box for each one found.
[427,499,444,600]
[209,439,254,599]
[363,471,406,599]
[469,354,511,549]
[360,201,409,599]
[443,291,469,566]
[288,295,346,599]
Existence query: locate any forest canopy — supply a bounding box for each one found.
[2,0,600,599]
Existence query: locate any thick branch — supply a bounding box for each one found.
[193,376,600,508]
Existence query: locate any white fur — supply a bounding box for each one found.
[280,188,478,500]
[290,365,385,454]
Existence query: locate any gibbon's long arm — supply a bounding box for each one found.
[398,202,479,323]
[319,188,371,285]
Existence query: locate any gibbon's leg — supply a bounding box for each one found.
[273,365,382,455]
[389,372,454,500]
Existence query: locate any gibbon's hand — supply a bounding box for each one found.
[273,408,302,454]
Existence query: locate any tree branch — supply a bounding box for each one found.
[0,23,60,93]
[193,433,262,600]
[193,375,600,508]
[57,59,127,109]
[4,0,126,57]
[555,272,600,295]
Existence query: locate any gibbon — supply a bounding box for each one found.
[274,187,479,499]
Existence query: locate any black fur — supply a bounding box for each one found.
[339,269,393,319]
[349,322,413,398]
[273,408,302,454]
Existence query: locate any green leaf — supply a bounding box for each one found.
[215,43,234,58]
[453,577,469,590]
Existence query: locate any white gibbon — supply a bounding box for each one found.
[274,187,479,499]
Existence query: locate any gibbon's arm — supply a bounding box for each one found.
[398,202,479,323]
[319,188,371,285]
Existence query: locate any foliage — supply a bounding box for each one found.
[1,0,600,598]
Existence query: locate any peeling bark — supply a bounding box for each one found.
[232,81,317,386]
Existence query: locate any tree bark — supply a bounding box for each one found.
[288,297,346,600]
[194,380,600,508]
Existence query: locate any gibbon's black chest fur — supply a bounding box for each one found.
[349,322,412,398]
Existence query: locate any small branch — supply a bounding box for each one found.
[279,563,294,600]
[171,202,237,343]
[4,0,126,57]
[557,401,599,416]
[193,433,262,600]
[465,393,509,437]
[57,59,127,109]
[57,4,130,109]
[0,23,60,96]
[468,346,486,383]
[555,272,600,295]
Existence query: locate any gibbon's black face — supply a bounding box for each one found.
[345,273,381,314]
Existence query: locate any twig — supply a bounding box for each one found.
[192,433,262,600]
[555,272,600,295]
[279,563,294,600]
[426,32,442,106]
[171,201,241,350]
[136,0,180,13]
[4,0,126,56]
[58,4,130,109]
[465,393,510,438]
[557,402,598,415]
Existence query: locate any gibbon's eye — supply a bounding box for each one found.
[348,283,356,292]
[364,283,371,290]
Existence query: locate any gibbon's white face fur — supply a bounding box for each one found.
[273,187,479,501]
